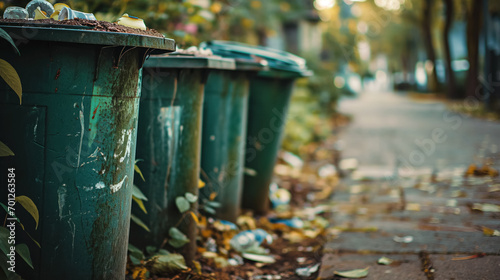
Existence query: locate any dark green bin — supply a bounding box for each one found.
[129,54,235,263]
[0,23,174,280]
[198,54,266,222]
[201,41,311,214]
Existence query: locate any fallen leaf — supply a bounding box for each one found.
[334,267,369,278]
[378,257,394,265]
[482,226,500,237]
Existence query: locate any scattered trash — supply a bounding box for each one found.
[482,226,500,237]
[253,275,281,280]
[451,190,467,198]
[228,254,244,266]
[205,237,217,252]
[34,7,48,19]
[377,256,394,265]
[339,158,358,171]
[269,217,304,229]
[472,203,500,212]
[242,253,276,263]
[117,13,146,30]
[488,184,500,192]
[446,199,458,207]
[318,164,337,178]
[295,263,320,277]
[451,253,486,261]
[230,229,273,254]
[269,183,291,208]
[393,235,413,243]
[214,220,238,231]
[334,267,369,278]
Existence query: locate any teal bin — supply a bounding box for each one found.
[130,54,235,264]
[0,22,174,279]
[201,41,311,214]
[198,51,266,222]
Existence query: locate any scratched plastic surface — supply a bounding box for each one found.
[0,27,174,279]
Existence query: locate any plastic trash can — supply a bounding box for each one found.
[0,22,174,280]
[200,41,311,214]
[130,54,235,263]
[197,46,267,222]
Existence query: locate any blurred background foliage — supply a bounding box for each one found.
[2,0,500,154]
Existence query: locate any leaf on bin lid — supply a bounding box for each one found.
[132,185,148,201]
[131,214,150,232]
[242,253,275,263]
[185,192,198,203]
[0,141,14,157]
[378,257,394,265]
[334,267,369,278]
[15,196,39,230]
[176,196,190,213]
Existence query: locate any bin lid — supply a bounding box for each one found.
[144,54,235,70]
[200,40,311,78]
[0,22,175,52]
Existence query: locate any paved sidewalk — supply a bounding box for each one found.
[320,92,500,279]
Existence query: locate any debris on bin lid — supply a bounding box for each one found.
[58,7,96,21]
[34,7,48,19]
[172,46,214,57]
[117,13,146,30]
[26,0,54,19]
[3,7,29,20]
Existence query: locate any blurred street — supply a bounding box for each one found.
[320,91,500,279]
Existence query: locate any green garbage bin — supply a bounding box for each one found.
[129,54,235,263]
[0,23,174,280]
[197,54,266,222]
[201,41,311,214]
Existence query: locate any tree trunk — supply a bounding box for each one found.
[421,0,440,92]
[443,0,458,98]
[465,0,483,97]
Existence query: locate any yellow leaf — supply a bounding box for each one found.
[134,164,145,182]
[0,59,22,104]
[198,179,205,189]
[209,192,217,201]
[189,211,199,225]
[15,196,39,230]
[0,141,14,156]
[132,196,147,214]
